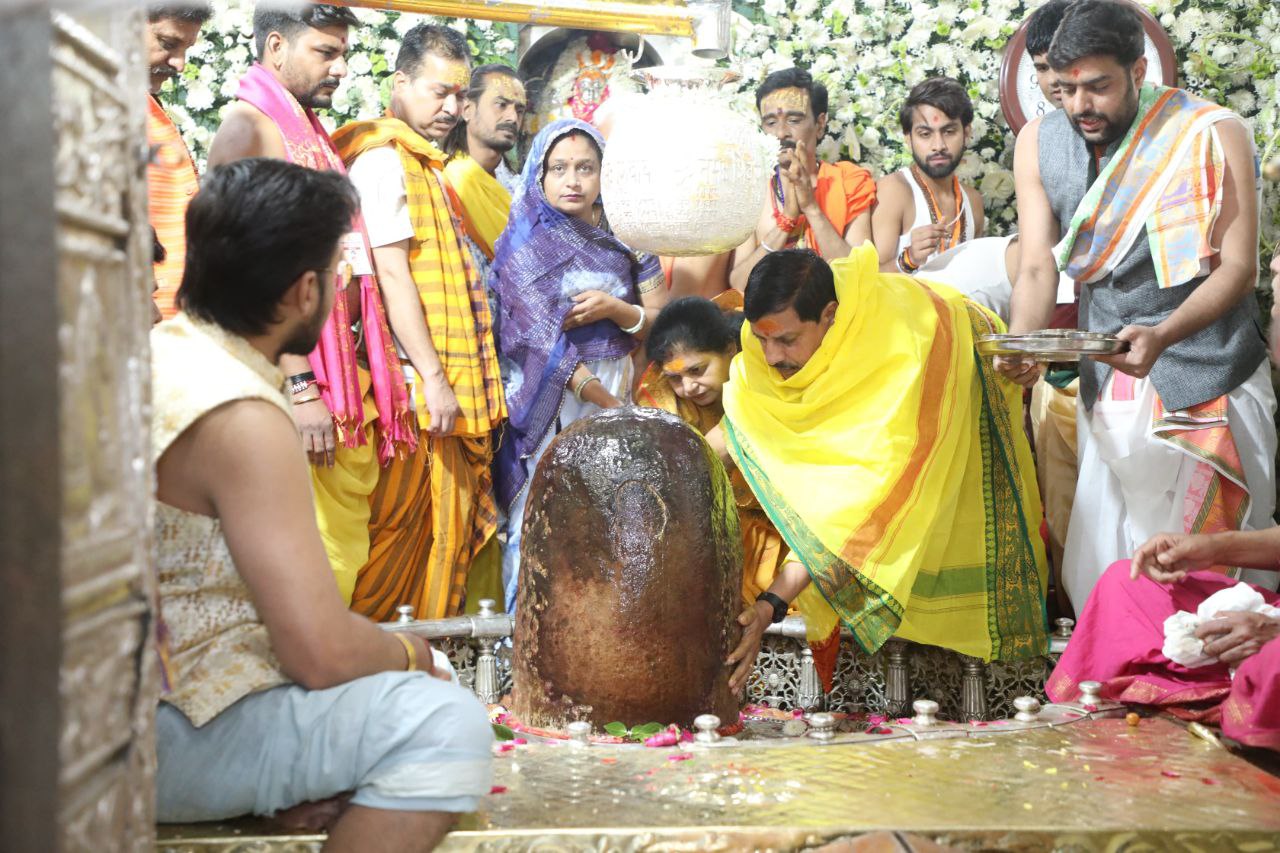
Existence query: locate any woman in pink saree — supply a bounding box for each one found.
[1048,529,1280,750]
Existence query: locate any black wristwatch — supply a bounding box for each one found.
[755,591,788,624]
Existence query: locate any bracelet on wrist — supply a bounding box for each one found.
[755,591,789,624]
[288,371,317,396]
[573,375,601,403]
[292,394,322,405]
[393,632,418,672]
[897,247,920,274]
[620,304,646,336]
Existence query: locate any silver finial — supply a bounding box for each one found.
[1078,681,1102,706]
[693,714,721,744]
[1013,695,1042,723]
[807,711,837,741]
[395,605,414,623]
[566,721,592,746]
[912,699,939,727]
[1054,618,1075,639]
[477,598,497,618]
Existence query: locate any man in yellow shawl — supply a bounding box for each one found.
[718,247,1048,694]
[332,23,505,622]
[441,64,525,283]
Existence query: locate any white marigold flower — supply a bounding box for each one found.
[185,81,215,112]
[1227,89,1257,115]
[762,0,787,15]
[347,52,373,77]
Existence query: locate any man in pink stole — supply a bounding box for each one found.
[208,4,414,601]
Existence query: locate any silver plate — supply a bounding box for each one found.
[977,330,1128,361]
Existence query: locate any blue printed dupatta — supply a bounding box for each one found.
[489,118,658,511]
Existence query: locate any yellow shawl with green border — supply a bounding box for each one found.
[721,245,1048,661]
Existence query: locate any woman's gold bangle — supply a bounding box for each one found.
[394,632,418,672]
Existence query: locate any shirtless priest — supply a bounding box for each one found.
[870,77,1016,319]
[152,158,491,850]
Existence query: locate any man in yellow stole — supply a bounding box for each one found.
[333,24,505,622]
[718,247,1048,693]
[441,64,524,283]
[145,1,208,319]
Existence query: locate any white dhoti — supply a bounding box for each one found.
[1062,360,1278,610]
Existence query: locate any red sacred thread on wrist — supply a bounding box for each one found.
[899,247,919,273]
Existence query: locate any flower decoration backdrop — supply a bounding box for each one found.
[172,0,1280,262]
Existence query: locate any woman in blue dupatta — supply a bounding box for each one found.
[490,118,666,611]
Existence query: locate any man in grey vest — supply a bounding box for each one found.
[999,0,1276,611]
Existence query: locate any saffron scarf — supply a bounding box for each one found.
[722,245,1048,661]
[798,161,876,254]
[489,119,659,511]
[442,153,512,260]
[1054,84,1236,289]
[332,116,505,438]
[235,63,414,462]
[147,95,199,320]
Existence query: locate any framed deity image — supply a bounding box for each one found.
[998,0,1178,135]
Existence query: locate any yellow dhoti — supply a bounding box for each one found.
[312,367,380,604]
[1031,376,1079,613]
[351,432,495,622]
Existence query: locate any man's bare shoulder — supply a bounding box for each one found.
[874,170,910,202]
[157,396,300,513]
[208,102,285,165]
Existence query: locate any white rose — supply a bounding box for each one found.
[347,52,373,76]
[185,80,215,112]
[762,0,787,16]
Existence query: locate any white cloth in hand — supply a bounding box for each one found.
[1161,582,1280,668]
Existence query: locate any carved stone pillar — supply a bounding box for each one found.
[883,640,911,718]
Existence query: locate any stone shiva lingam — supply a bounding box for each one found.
[511,408,742,730]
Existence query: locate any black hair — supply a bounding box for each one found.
[541,128,602,179]
[253,4,360,59]
[1047,0,1143,70]
[755,67,829,119]
[898,77,974,134]
[443,63,521,157]
[147,1,211,24]
[177,158,357,336]
[1025,0,1073,57]
[646,297,741,365]
[151,227,166,264]
[395,22,470,78]
[744,250,836,323]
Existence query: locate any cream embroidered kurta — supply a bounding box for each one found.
[152,313,293,726]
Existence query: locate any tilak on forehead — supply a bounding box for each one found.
[754,318,782,335]
[761,87,811,116]
[433,61,470,89]
[662,356,690,373]
[488,76,526,102]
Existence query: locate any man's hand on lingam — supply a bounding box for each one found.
[726,601,773,697]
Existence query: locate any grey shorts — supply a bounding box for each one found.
[156,670,493,822]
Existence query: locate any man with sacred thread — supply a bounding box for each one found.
[207,3,416,601]
[997,0,1278,612]
[708,247,1049,693]
[869,77,1013,320]
[332,25,506,623]
[729,68,876,292]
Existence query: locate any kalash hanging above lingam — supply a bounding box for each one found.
[495,11,1050,736]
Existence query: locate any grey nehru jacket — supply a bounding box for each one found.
[1037,108,1265,411]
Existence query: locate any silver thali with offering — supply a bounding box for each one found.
[976,329,1129,362]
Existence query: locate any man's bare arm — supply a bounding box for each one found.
[805,202,855,260]
[667,252,732,300]
[169,400,429,688]
[371,241,458,435]
[728,230,762,293]
[1007,119,1061,334]
[870,175,908,271]
[206,103,285,167]
[968,185,986,238]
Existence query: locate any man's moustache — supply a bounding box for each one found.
[151,67,176,79]
[316,78,340,90]
[496,122,519,134]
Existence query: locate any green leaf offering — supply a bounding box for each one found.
[603,722,629,737]
[491,723,516,741]
[629,722,665,740]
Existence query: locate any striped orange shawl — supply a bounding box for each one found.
[333,116,505,437]
[147,95,199,320]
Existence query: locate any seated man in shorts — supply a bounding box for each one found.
[151,157,491,851]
